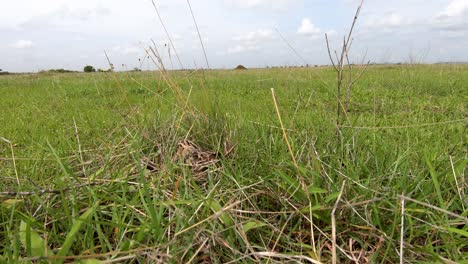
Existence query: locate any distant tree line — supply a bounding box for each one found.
[39,69,78,74]
[267,65,319,69]
[84,65,143,73]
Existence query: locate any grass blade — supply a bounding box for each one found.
[19,221,52,257]
[58,203,98,256]
[242,221,267,233]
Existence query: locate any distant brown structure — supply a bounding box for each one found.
[234,65,247,70]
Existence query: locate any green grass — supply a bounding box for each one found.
[0,65,467,263]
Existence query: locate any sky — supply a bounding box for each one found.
[0,0,467,72]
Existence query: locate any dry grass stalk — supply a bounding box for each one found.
[251,251,323,264]
[400,194,406,264]
[0,137,20,187]
[103,50,131,107]
[449,156,466,211]
[186,0,210,69]
[186,237,209,263]
[338,118,467,130]
[0,182,100,197]
[144,46,199,123]
[398,195,467,221]
[271,88,307,190]
[174,197,247,238]
[151,0,184,69]
[73,117,86,177]
[24,246,171,263]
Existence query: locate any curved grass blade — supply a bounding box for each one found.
[58,203,98,256]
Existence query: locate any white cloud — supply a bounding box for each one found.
[228,29,275,54]
[227,44,258,54]
[13,40,34,49]
[433,0,468,32]
[438,0,468,18]
[227,45,246,54]
[1,0,175,38]
[20,4,111,30]
[233,29,275,42]
[122,47,141,55]
[297,19,321,35]
[365,13,412,30]
[110,45,144,56]
[225,0,298,9]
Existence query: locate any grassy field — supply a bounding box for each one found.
[0,65,466,263]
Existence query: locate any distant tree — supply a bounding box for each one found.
[0,69,9,75]
[83,65,96,73]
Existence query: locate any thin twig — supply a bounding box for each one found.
[350,60,371,86]
[398,195,467,221]
[332,180,346,264]
[345,51,353,113]
[325,0,366,126]
[0,182,100,197]
[309,200,317,258]
[344,0,364,51]
[338,118,467,130]
[400,194,406,264]
[101,255,138,264]
[325,33,339,72]
[271,211,297,255]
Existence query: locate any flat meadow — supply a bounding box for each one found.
[0,64,467,263]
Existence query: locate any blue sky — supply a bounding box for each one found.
[1,0,467,72]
